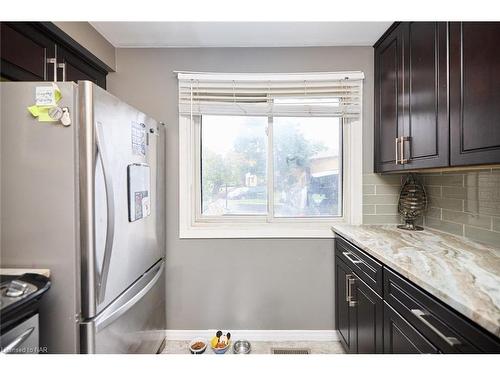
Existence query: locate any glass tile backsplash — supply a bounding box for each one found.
[363,169,500,246]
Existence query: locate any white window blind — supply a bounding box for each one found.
[178,71,364,118]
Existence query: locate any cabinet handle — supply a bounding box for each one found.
[46,58,57,83]
[395,137,400,165]
[57,62,66,82]
[347,275,357,307]
[400,136,409,164]
[411,309,461,347]
[345,274,350,303]
[342,251,363,265]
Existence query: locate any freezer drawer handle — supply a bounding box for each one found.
[95,121,116,304]
[1,327,35,354]
[95,261,164,332]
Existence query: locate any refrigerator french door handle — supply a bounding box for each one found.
[95,121,116,304]
[94,261,165,332]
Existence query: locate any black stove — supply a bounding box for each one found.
[0,273,51,334]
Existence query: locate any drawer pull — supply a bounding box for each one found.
[342,251,363,265]
[411,309,461,347]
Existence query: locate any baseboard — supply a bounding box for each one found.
[164,330,339,342]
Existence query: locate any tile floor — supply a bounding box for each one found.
[162,340,346,354]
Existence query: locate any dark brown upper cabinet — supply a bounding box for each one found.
[375,22,500,172]
[374,24,406,172]
[374,22,448,173]
[1,22,109,88]
[449,22,500,166]
[56,45,107,88]
[1,23,56,81]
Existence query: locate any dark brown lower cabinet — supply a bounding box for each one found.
[335,257,383,353]
[336,257,354,353]
[334,235,500,354]
[383,302,440,354]
[353,274,384,353]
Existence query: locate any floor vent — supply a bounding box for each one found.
[271,348,311,354]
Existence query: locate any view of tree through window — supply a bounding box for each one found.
[201,115,342,217]
[274,117,341,217]
[201,116,268,215]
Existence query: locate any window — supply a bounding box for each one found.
[201,115,268,216]
[178,72,363,238]
[200,115,342,218]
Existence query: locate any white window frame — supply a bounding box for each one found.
[179,82,363,239]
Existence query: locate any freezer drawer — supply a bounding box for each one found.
[80,260,166,354]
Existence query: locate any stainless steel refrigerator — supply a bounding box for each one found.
[0,81,166,353]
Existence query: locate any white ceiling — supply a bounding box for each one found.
[90,22,392,48]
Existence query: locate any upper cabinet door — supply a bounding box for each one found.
[57,45,107,89]
[374,24,406,172]
[450,22,500,166]
[403,22,449,169]
[0,23,55,81]
[374,22,449,173]
[0,22,108,89]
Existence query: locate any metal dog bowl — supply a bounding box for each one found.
[233,340,251,354]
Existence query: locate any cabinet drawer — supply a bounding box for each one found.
[383,302,439,353]
[335,237,383,296]
[384,267,500,353]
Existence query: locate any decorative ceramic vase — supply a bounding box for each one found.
[397,173,427,231]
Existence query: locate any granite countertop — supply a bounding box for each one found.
[0,268,51,278]
[331,224,500,338]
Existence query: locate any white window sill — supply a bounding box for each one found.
[179,220,342,239]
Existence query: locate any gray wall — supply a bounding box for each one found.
[54,22,116,70]
[108,47,373,329]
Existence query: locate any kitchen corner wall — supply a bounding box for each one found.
[108,46,374,330]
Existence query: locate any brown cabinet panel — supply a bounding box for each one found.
[383,302,440,354]
[404,22,449,169]
[335,256,383,354]
[450,22,500,166]
[374,24,406,172]
[335,257,355,353]
[0,22,107,88]
[335,237,383,296]
[57,46,106,88]
[335,235,500,354]
[352,275,383,353]
[374,22,449,172]
[0,23,55,81]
